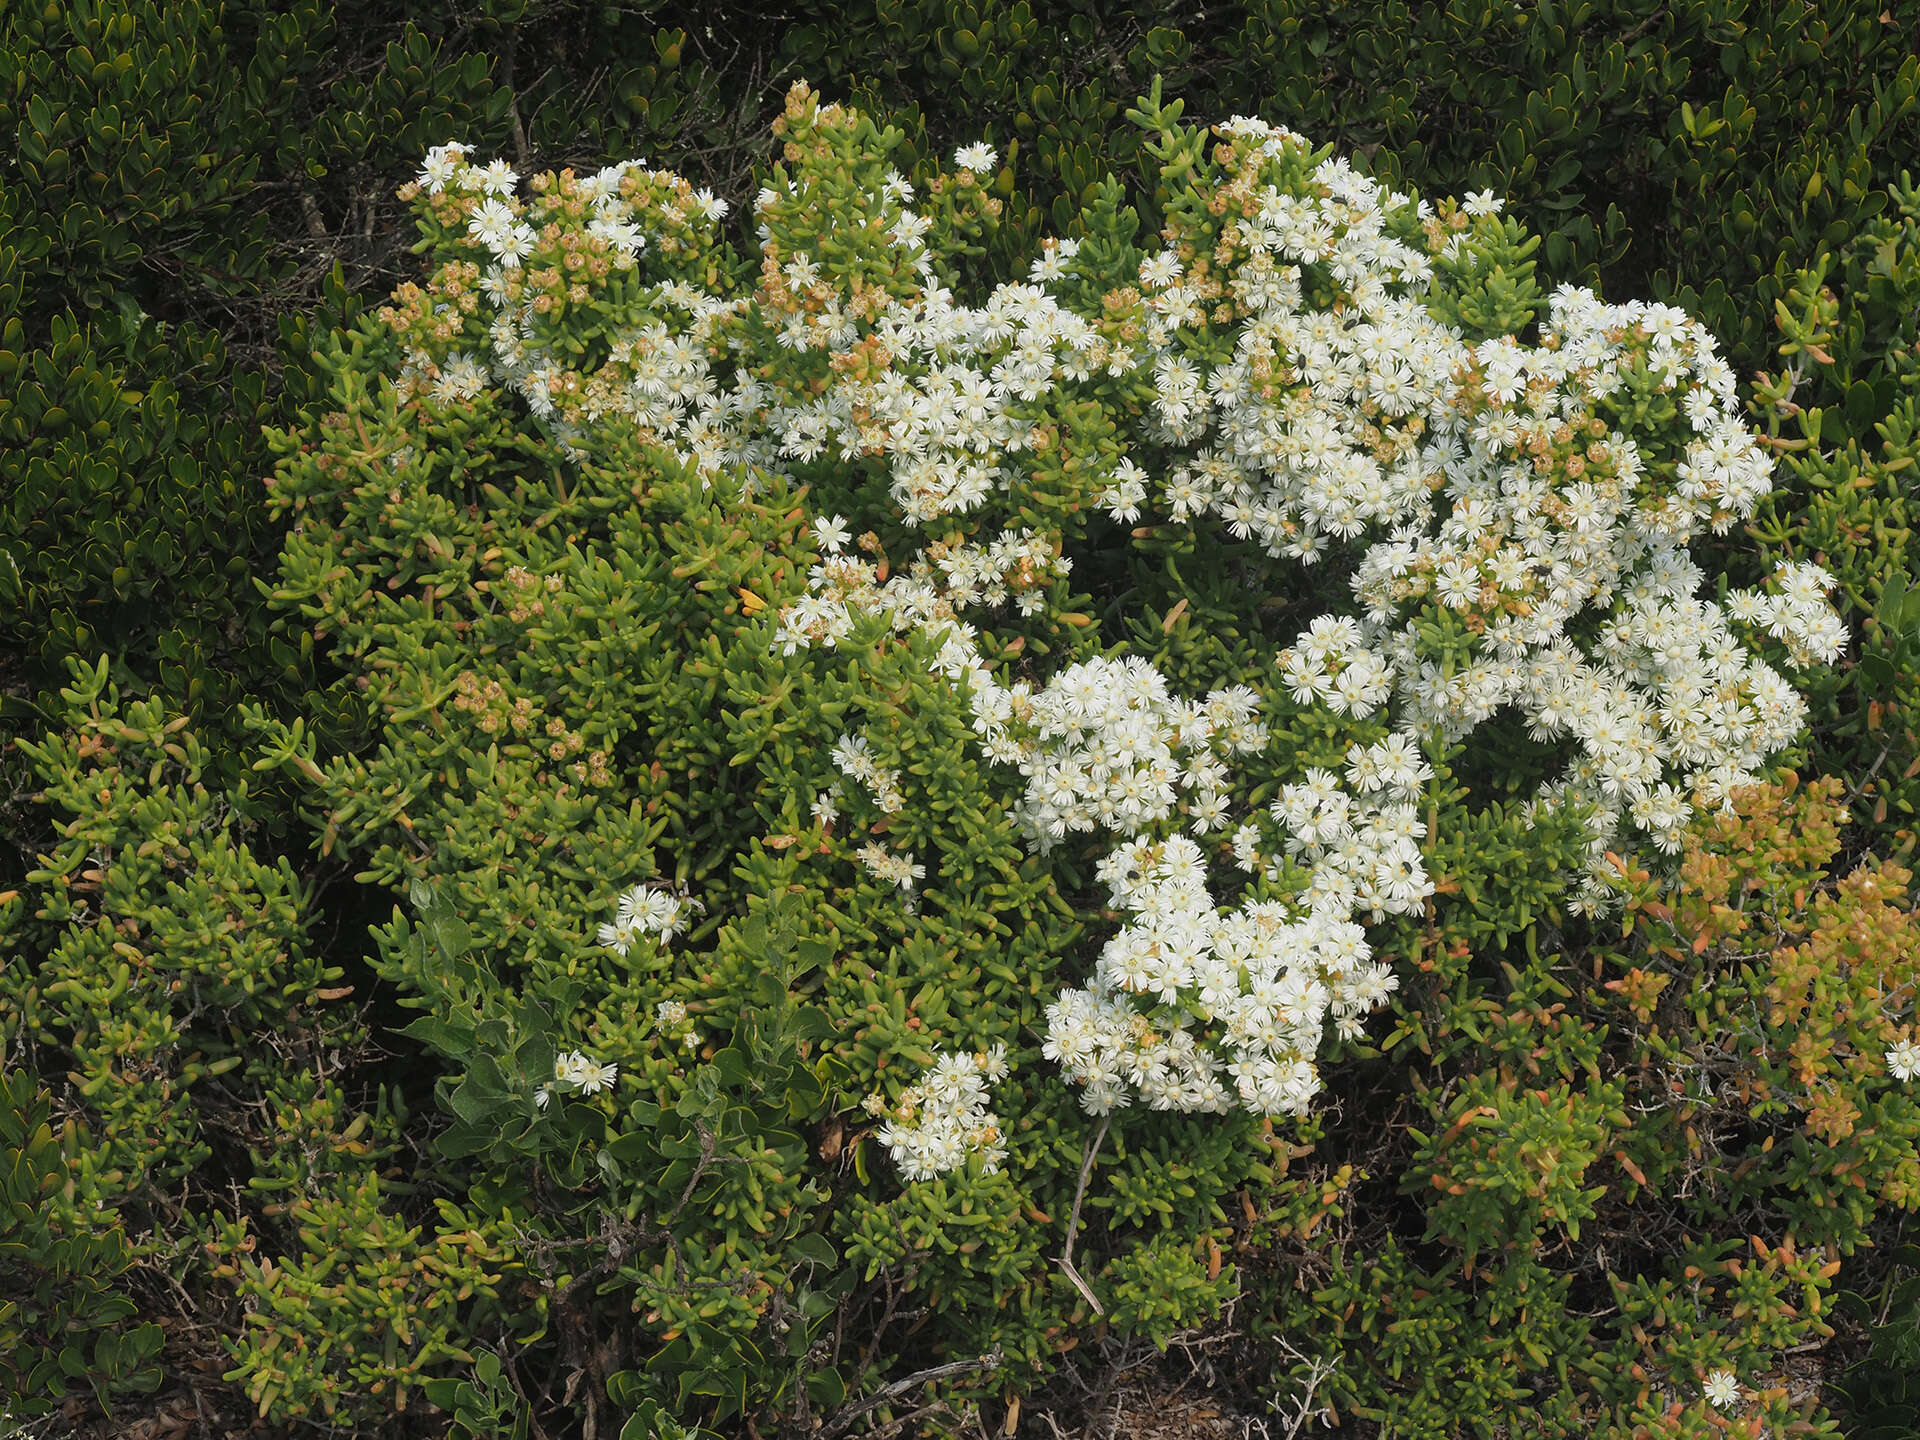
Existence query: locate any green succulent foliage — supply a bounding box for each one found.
[1,658,365,1238]
[0,1069,163,1419]
[1405,1069,1622,1264]
[0,657,467,1428]
[1743,171,1920,869]
[237,251,1275,1424]
[1242,767,1920,1439]
[1426,212,1547,342]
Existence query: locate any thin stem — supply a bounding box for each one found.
[1056,1114,1111,1314]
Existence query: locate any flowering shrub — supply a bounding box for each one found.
[344,77,1845,1143]
[8,73,1884,1436]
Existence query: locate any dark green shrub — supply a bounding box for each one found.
[0,1068,162,1421]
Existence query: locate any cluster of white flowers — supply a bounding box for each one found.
[830,732,906,813]
[1269,747,1434,922]
[1723,561,1851,669]
[1043,831,1402,1116]
[428,350,490,406]
[855,841,927,894]
[866,1045,1010,1181]
[1277,616,1396,718]
[655,999,701,1051]
[820,731,928,893]
[536,1048,619,1108]
[928,527,1070,614]
[771,547,978,664]
[597,884,702,956]
[395,100,1844,1129]
[965,656,1267,849]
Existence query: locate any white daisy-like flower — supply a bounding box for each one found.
[417,142,468,195]
[1702,1369,1740,1408]
[1462,188,1504,217]
[814,514,853,551]
[953,142,998,173]
[575,1058,619,1094]
[1139,252,1184,289]
[478,158,519,197]
[1887,1038,1920,1083]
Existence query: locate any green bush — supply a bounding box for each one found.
[0,1068,162,1420]
[1744,171,1920,868]
[142,77,1883,1435]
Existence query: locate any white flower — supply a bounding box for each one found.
[1462,188,1504,217]
[418,142,468,195]
[953,142,998,173]
[600,884,701,953]
[889,210,934,249]
[814,514,853,551]
[588,216,646,257]
[575,1058,619,1094]
[1139,252,1184,289]
[1702,1369,1740,1408]
[466,198,518,248]
[478,158,519,197]
[1888,1038,1920,1083]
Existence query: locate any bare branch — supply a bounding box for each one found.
[1057,1114,1111,1314]
[817,1353,1003,1440]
